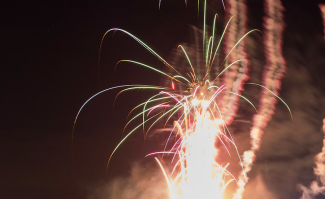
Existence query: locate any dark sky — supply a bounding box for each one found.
[1,0,325,199]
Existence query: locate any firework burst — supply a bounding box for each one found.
[72,1,291,199]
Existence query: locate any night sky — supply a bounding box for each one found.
[1,0,325,199]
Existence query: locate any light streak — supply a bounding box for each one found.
[234,0,287,198]
[221,0,250,136]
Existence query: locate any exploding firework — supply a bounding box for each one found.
[72,1,292,199]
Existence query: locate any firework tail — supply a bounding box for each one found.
[222,0,249,126]
[298,119,325,199]
[320,4,325,41]
[234,0,286,198]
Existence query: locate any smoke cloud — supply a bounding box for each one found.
[242,173,278,199]
[298,119,325,199]
[88,161,169,199]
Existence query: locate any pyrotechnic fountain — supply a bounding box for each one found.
[150,85,236,199]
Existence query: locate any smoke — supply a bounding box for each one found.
[88,161,169,199]
[242,173,278,199]
[234,0,286,198]
[298,119,325,199]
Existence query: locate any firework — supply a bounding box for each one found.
[72,1,291,199]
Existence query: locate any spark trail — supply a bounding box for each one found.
[234,0,287,198]
[222,0,249,126]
